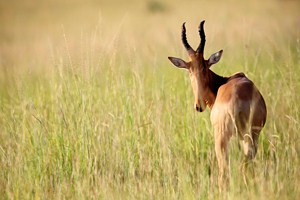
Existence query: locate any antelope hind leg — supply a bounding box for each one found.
[214,125,233,191]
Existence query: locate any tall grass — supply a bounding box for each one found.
[0,0,299,199]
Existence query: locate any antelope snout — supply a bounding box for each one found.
[194,103,203,112]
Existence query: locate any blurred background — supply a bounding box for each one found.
[1,0,299,72]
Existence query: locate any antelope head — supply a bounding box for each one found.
[168,21,223,112]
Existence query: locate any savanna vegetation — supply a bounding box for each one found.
[0,0,299,199]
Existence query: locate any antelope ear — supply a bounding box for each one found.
[208,50,223,67]
[168,57,189,69]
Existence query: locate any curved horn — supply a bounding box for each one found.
[196,20,206,54]
[181,22,195,55]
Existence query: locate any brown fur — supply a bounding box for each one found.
[210,72,266,187]
[168,21,267,189]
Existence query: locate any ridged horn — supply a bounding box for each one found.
[196,20,206,54]
[181,22,195,55]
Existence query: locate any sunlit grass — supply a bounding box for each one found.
[0,0,299,199]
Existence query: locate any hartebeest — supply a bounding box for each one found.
[168,21,267,184]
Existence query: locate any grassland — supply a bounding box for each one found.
[0,0,299,199]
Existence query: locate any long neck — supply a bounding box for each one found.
[205,70,228,108]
